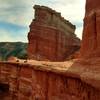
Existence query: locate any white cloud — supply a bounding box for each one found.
[0,0,35,26]
[0,29,27,42]
[0,0,86,41]
[75,27,83,39]
[0,29,15,42]
[0,0,35,42]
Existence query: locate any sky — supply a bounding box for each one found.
[0,0,86,42]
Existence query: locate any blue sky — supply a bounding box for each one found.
[0,0,86,42]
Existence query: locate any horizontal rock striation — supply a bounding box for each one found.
[28,5,80,61]
[0,60,100,100]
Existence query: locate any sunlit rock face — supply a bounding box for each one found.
[27,5,80,61]
[81,0,100,58]
[86,0,100,13]
[0,61,100,100]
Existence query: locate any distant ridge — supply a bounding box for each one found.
[0,42,28,61]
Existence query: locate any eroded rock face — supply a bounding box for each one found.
[80,0,100,58]
[0,61,100,100]
[28,5,80,61]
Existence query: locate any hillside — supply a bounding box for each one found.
[0,42,28,61]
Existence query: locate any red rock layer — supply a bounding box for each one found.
[80,0,100,58]
[0,61,100,100]
[28,5,80,61]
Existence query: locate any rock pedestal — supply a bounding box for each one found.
[28,5,80,61]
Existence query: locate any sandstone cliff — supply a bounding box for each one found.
[80,0,100,58]
[0,60,100,100]
[28,5,80,61]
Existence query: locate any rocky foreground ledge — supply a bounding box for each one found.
[0,59,100,100]
[1,59,100,89]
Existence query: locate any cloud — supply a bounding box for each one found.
[0,21,27,32]
[0,0,34,26]
[0,0,86,42]
[0,28,28,42]
[0,0,35,42]
[0,21,28,42]
[75,27,83,39]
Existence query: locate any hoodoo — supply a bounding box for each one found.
[28,5,80,61]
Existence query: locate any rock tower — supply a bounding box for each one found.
[81,0,100,58]
[28,5,80,61]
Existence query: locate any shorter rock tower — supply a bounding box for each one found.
[28,5,80,61]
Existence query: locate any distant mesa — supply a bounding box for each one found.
[27,5,80,61]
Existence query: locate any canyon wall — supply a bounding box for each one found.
[80,0,100,58]
[0,61,100,100]
[28,5,80,61]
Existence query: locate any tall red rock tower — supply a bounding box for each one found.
[28,5,80,61]
[81,0,100,58]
